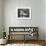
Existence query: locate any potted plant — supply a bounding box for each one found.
[0,26,7,44]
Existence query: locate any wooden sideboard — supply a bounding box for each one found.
[8,27,38,40]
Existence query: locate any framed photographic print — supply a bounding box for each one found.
[16,7,32,19]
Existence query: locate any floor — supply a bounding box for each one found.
[0,44,42,46]
[0,40,46,46]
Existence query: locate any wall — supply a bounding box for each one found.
[3,0,45,40]
[45,0,46,40]
[0,0,3,38]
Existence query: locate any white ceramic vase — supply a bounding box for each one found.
[0,39,7,44]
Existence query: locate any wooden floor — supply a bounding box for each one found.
[8,40,46,46]
[0,40,46,46]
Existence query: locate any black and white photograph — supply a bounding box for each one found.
[16,7,31,19]
[18,9,29,17]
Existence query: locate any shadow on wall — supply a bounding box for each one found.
[0,31,3,39]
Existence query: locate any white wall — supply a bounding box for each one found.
[0,0,3,38]
[3,0,45,40]
[0,0,2,27]
[45,0,46,40]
